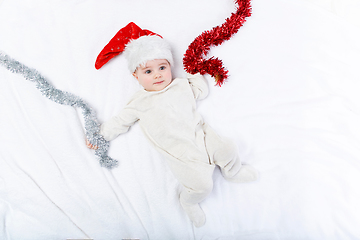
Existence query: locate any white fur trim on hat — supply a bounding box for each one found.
[124,35,174,72]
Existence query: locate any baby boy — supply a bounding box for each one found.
[89,22,258,227]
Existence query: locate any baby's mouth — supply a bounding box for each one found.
[154,80,164,85]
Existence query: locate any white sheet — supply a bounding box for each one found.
[1,0,360,239]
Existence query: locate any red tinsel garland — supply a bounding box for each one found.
[183,0,252,86]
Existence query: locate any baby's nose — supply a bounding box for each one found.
[154,72,161,79]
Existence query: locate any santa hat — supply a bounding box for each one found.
[95,22,173,72]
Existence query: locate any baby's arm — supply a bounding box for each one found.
[86,106,138,149]
[187,73,209,100]
[100,107,139,141]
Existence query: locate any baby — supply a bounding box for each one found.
[89,22,258,227]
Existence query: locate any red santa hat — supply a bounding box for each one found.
[95,22,173,72]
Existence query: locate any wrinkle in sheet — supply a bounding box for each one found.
[17,167,91,239]
[9,79,70,176]
[0,200,11,240]
[103,170,149,239]
[1,79,92,238]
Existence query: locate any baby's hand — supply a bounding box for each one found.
[86,139,98,150]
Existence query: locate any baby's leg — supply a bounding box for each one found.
[166,157,215,228]
[203,124,258,183]
[179,180,212,228]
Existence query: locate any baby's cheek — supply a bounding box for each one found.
[144,77,153,85]
[165,72,172,81]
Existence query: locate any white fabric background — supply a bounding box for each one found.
[1,0,360,239]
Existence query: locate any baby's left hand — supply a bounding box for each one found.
[86,139,98,150]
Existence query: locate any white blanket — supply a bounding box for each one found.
[1,0,360,239]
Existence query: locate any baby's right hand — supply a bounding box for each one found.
[86,139,98,150]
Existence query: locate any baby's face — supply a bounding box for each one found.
[133,59,172,92]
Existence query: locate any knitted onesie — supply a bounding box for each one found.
[100,74,256,226]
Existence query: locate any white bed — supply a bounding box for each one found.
[1,0,360,239]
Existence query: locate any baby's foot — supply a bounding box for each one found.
[180,202,206,228]
[223,165,258,183]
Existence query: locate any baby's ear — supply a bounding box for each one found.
[132,72,138,79]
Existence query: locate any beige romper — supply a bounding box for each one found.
[100,74,242,207]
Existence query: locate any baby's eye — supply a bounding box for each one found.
[145,70,151,74]
[160,66,166,70]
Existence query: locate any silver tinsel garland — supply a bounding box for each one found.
[0,52,118,169]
